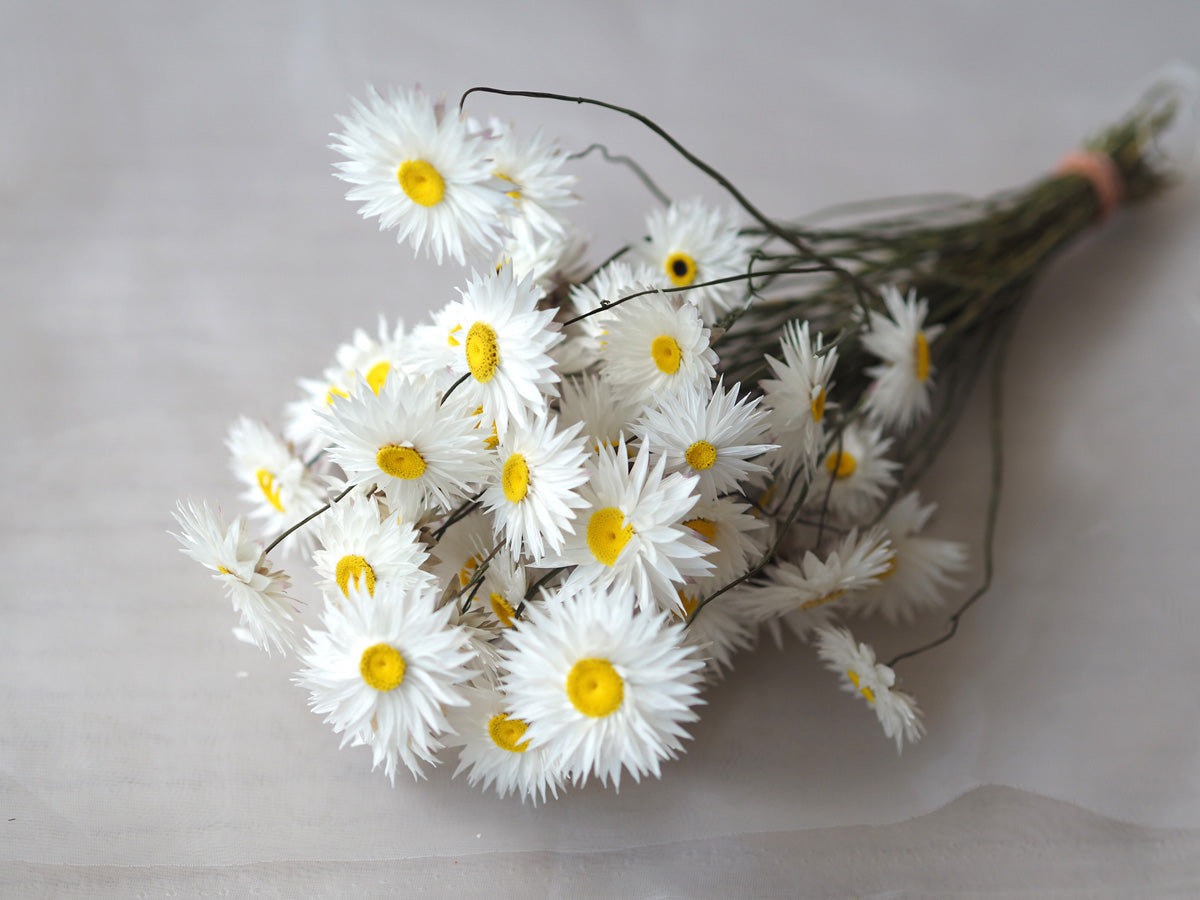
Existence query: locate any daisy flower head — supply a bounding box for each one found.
[760,319,838,479]
[556,372,641,456]
[285,317,413,456]
[226,418,326,550]
[332,86,509,264]
[673,585,756,681]
[633,198,756,321]
[815,625,924,751]
[636,379,776,501]
[321,374,491,515]
[468,543,529,633]
[444,268,563,437]
[861,285,945,432]
[500,218,591,299]
[680,496,768,586]
[428,509,494,597]
[737,526,892,640]
[856,491,967,624]
[487,118,578,238]
[809,422,899,524]
[500,582,706,789]
[545,438,713,611]
[561,260,659,374]
[597,291,717,406]
[444,684,565,803]
[481,414,590,562]
[311,494,432,602]
[171,500,298,655]
[296,578,477,782]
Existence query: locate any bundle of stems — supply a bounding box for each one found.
[471,76,1189,661]
[722,79,1181,458]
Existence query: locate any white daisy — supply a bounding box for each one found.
[855,492,967,624]
[560,260,658,375]
[332,86,509,264]
[444,685,565,803]
[226,418,326,548]
[428,510,494,598]
[633,198,756,321]
[673,584,756,681]
[500,219,591,299]
[861,285,944,432]
[544,439,712,611]
[680,496,769,586]
[470,544,529,632]
[481,414,590,562]
[311,494,432,601]
[440,268,563,437]
[321,374,490,515]
[171,500,298,655]
[296,579,477,782]
[285,317,413,456]
[500,582,705,789]
[736,526,892,640]
[487,119,578,238]
[556,373,641,455]
[815,626,924,751]
[597,292,717,406]
[808,423,899,524]
[407,301,468,383]
[760,319,838,479]
[636,379,776,501]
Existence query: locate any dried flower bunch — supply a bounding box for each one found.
[174,76,1190,801]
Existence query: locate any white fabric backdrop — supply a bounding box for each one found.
[4,0,1200,893]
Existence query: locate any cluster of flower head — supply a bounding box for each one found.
[173,86,967,802]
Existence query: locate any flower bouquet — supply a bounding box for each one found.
[174,72,1194,801]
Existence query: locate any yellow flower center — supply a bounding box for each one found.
[684,440,718,471]
[494,172,521,200]
[377,444,426,480]
[397,159,445,207]
[447,324,462,347]
[811,387,826,423]
[825,449,857,479]
[326,385,349,405]
[471,406,500,449]
[650,335,682,374]
[335,554,376,598]
[216,565,231,575]
[566,658,624,718]
[360,643,406,692]
[586,507,634,567]
[683,517,718,543]
[914,332,930,382]
[458,554,481,588]
[879,555,898,579]
[799,588,847,611]
[487,713,531,753]
[365,361,391,395]
[255,469,285,513]
[466,322,500,383]
[502,453,530,502]
[847,669,875,705]
[490,592,516,628]
[664,251,697,287]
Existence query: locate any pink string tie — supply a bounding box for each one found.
[1054,149,1124,221]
